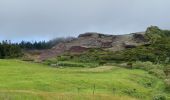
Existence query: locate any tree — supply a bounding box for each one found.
[0,41,22,59]
[145,26,162,44]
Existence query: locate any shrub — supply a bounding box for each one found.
[126,62,133,69]
[44,58,58,64]
[78,54,99,63]
[122,88,143,98]
[99,60,107,65]
[132,61,166,79]
[123,88,136,96]
[133,61,164,71]
[22,55,34,61]
[148,69,166,79]
[132,61,155,71]
[164,65,170,77]
[164,79,170,91]
[57,56,71,61]
[152,94,166,100]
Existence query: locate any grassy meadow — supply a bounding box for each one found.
[0,59,169,100]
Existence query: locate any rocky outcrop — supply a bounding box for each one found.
[132,32,148,43]
[69,46,89,53]
[39,32,148,60]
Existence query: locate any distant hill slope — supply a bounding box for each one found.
[38,32,148,61]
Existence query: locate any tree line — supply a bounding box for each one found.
[19,37,75,50]
[0,37,75,59]
[0,40,51,59]
[0,40,22,58]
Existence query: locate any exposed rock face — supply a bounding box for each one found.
[39,32,148,60]
[69,46,89,53]
[39,43,66,61]
[132,32,148,43]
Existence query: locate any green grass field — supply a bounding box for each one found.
[0,59,169,100]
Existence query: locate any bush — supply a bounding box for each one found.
[123,88,136,95]
[78,54,99,63]
[133,61,164,71]
[148,69,166,79]
[99,60,107,65]
[133,61,155,71]
[164,79,170,91]
[126,62,133,69]
[122,88,142,98]
[132,61,166,79]
[164,65,170,77]
[57,56,71,61]
[22,55,34,61]
[152,94,166,100]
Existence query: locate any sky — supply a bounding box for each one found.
[0,0,170,42]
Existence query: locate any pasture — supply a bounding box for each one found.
[0,59,169,100]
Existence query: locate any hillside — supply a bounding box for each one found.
[38,32,148,61]
[31,26,170,65]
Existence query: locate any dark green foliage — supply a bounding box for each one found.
[0,40,22,59]
[153,94,166,100]
[148,69,165,79]
[164,79,170,91]
[98,60,107,65]
[164,65,170,77]
[145,26,162,43]
[111,26,170,64]
[132,61,156,71]
[18,37,75,50]
[126,62,133,69]
[122,47,156,62]
[123,88,137,96]
[162,30,170,37]
[132,61,166,78]
[19,41,50,50]
[57,56,72,61]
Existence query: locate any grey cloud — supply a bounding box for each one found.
[0,0,170,42]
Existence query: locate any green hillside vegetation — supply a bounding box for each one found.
[54,26,170,64]
[122,26,170,63]
[0,59,169,100]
